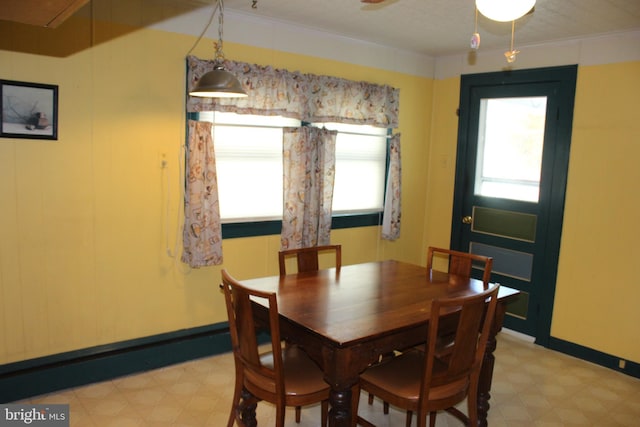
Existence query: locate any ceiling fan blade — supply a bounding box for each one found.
[361,0,386,3]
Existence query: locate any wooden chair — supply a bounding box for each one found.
[221,269,329,427]
[427,246,493,285]
[368,246,494,412]
[278,244,340,422]
[355,283,500,427]
[278,244,342,276]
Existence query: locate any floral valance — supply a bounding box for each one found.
[186,56,400,128]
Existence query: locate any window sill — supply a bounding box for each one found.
[221,212,382,239]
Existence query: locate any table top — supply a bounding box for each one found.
[242,260,519,347]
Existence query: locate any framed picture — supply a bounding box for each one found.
[1,79,58,140]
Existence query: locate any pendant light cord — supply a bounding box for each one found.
[510,20,515,52]
[475,7,478,34]
[215,0,225,63]
[186,0,221,56]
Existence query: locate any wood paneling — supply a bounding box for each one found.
[0,0,88,28]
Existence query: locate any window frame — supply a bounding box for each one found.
[187,112,390,239]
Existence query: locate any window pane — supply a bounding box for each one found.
[200,114,388,223]
[475,97,546,202]
[205,112,299,222]
[314,123,387,214]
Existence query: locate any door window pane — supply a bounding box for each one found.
[506,291,529,320]
[472,206,537,242]
[475,97,547,202]
[470,242,534,281]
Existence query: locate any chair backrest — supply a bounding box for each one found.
[420,284,500,404]
[427,246,493,284]
[278,244,342,276]
[221,269,284,398]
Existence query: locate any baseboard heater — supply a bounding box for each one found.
[0,322,233,403]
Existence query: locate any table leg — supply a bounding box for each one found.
[322,347,370,427]
[477,302,506,427]
[238,388,258,427]
[328,387,354,427]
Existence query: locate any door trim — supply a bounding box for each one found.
[451,65,578,347]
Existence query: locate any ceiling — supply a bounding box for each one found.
[220,0,640,57]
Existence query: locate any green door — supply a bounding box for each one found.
[451,66,577,345]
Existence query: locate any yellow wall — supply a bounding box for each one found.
[0,14,432,365]
[553,62,640,361]
[428,63,640,364]
[1,3,639,370]
[423,77,460,252]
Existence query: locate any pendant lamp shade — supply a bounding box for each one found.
[187,0,247,98]
[476,0,536,22]
[189,65,247,98]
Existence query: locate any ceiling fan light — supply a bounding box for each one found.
[476,0,536,22]
[189,66,248,98]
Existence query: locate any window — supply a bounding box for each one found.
[198,112,388,235]
[203,112,298,222]
[312,122,388,215]
[475,97,547,202]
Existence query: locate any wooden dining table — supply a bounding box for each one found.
[240,259,520,427]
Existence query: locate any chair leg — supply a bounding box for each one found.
[351,385,361,427]
[429,411,437,427]
[466,380,479,427]
[405,410,413,427]
[368,393,391,418]
[295,405,301,423]
[321,400,328,427]
[228,367,243,427]
[356,416,377,427]
[275,405,286,427]
[227,390,240,427]
[226,407,236,427]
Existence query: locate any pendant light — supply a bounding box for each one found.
[189,0,247,98]
[504,20,520,63]
[473,0,535,63]
[475,0,536,22]
[470,7,480,49]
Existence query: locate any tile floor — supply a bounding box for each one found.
[15,331,640,426]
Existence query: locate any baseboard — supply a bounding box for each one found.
[3,324,637,404]
[0,323,233,403]
[501,327,536,343]
[547,336,639,379]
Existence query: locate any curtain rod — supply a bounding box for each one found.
[211,122,391,138]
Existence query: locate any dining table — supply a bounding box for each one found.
[240,259,520,427]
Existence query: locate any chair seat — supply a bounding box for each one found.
[360,350,469,404]
[260,346,330,398]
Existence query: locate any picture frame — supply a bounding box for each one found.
[1,79,58,140]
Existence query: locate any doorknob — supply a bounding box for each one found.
[462,215,473,224]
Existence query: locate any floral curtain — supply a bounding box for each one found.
[382,133,401,241]
[181,120,223,267]
[186,56,399,128]
[183,56,402,261]
[281,127,337,249]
